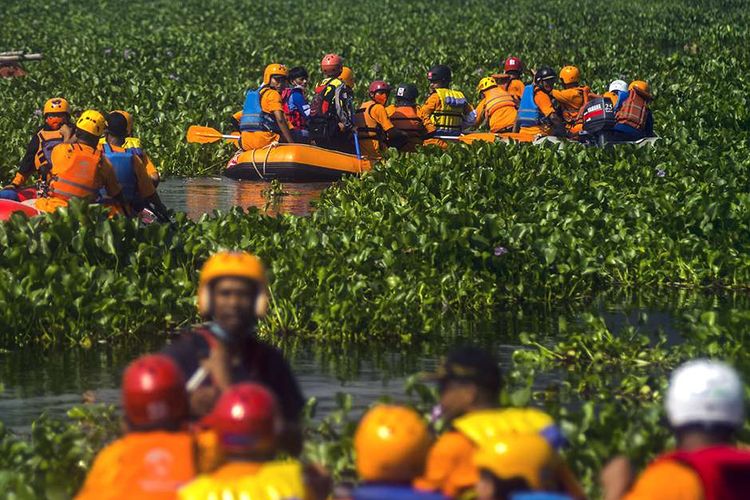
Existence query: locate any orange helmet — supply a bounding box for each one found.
[197,251,268,318]
[474,433,559,490]
[321,53,343,75]
[43,97,70,115]
[263,63,288,85]
[354,405,432,482]
[559,66,581,84]
[111,110,134,136]
[340,66,354,88]
[629,80,652,98]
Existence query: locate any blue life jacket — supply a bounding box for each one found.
[516,84,542,127]
[510,492,573,500]
[102,143,138,202]
[353,484,448,500]
[239,86,280,133]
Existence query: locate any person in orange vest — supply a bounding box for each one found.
[413,346,584,499]
[493,56,526,102]
[75,354,197,499]
[513,66,567,138]
[1,97,74,201]
[162,251,305,456]
[179,383,327,500]
[385,83,435,152]
[474,77,518,134]
[420,65,475,138]
[101,112,170,220]
[236,63,295,151]
[32,110,130,215]
[552,66,593,134]
[354,81,407,160]
[352,404,447,500]
[609,80,654,141]
[600,359,750,500]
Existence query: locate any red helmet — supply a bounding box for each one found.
[368,80,391,94]
[203,383,279,455]
[504,56,524,73]
[321,53,343,73]
[122,355,188,429]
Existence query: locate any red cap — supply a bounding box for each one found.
[504,56,524,72]
[122,355,187,428]
[202,383,279,455]
[321,53,343,72]
[368,80,391,94]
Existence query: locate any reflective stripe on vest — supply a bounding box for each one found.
[102,143,138,202]
[35,129,65,168]
[516,84,543,127]
[48,144,102,201]
[432,88,466,134]
[616,89,649,130]
[239,86,279,132]
[354,101,383,140]
[484,87,517,117]
[659,446,750,500]
[389,106,424,138]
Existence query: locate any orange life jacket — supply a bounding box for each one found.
[388,105,425,149]
[48,144,103,201]
[616,88,650,130]
[34,129,65,169]
[483,87,517,116]
[354,101,385,141]
[75,431,198,500]
[561,86,591,124]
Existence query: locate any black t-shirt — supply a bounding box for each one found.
[162,327,305,422]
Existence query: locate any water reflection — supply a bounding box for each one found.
[157,177,328,220]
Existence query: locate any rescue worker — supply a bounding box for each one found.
[352,405,447,500]
[101,111,170,221]
[354,81,407,160]
[474,77,518,134]
[162,251,305,456]
[514,66,567,138]
[237,63,295,150]
[493,56,526,101]
[601,359,750,500]
[309,54,355,153]
[552,66,593,134]
[1,97,73,201]
[340,66,355,89]
[609,80,654,141]
[386,83,434,152]
[420,65,475,138]
[179,383,324,500]
[475,434,574,500]
[282,66,311,143]
[101,110,161,186]
[32,110,130,215]
[75,354,197,499]
[413,346,584,499]
[603,80,628,109]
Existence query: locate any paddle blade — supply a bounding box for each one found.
[186,125,224,144]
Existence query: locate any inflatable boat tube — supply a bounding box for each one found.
[0,199,41,221]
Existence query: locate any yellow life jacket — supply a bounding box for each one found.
[432,88,467,134]
[453,408,556,446]
[178,460,306,500]
[48,144,103,201]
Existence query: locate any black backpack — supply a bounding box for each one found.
[581,97,616,133]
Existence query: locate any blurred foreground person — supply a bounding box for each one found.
[76,355,196,499]
[601,359,750,500]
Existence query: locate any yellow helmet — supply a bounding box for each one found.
[197,251,268,318]
[559,65,581,85]
[111,110,134,136]
[629,80,652,98]
[76,110,106,137]
[44,97,70,115]
[263,63,288,85]
[474,433,558,490]
[354,405,432,482]
[476,77,498,93]
[340,66,354,88]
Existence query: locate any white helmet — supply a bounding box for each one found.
[608,79,628,93]
[666,359,745,429]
